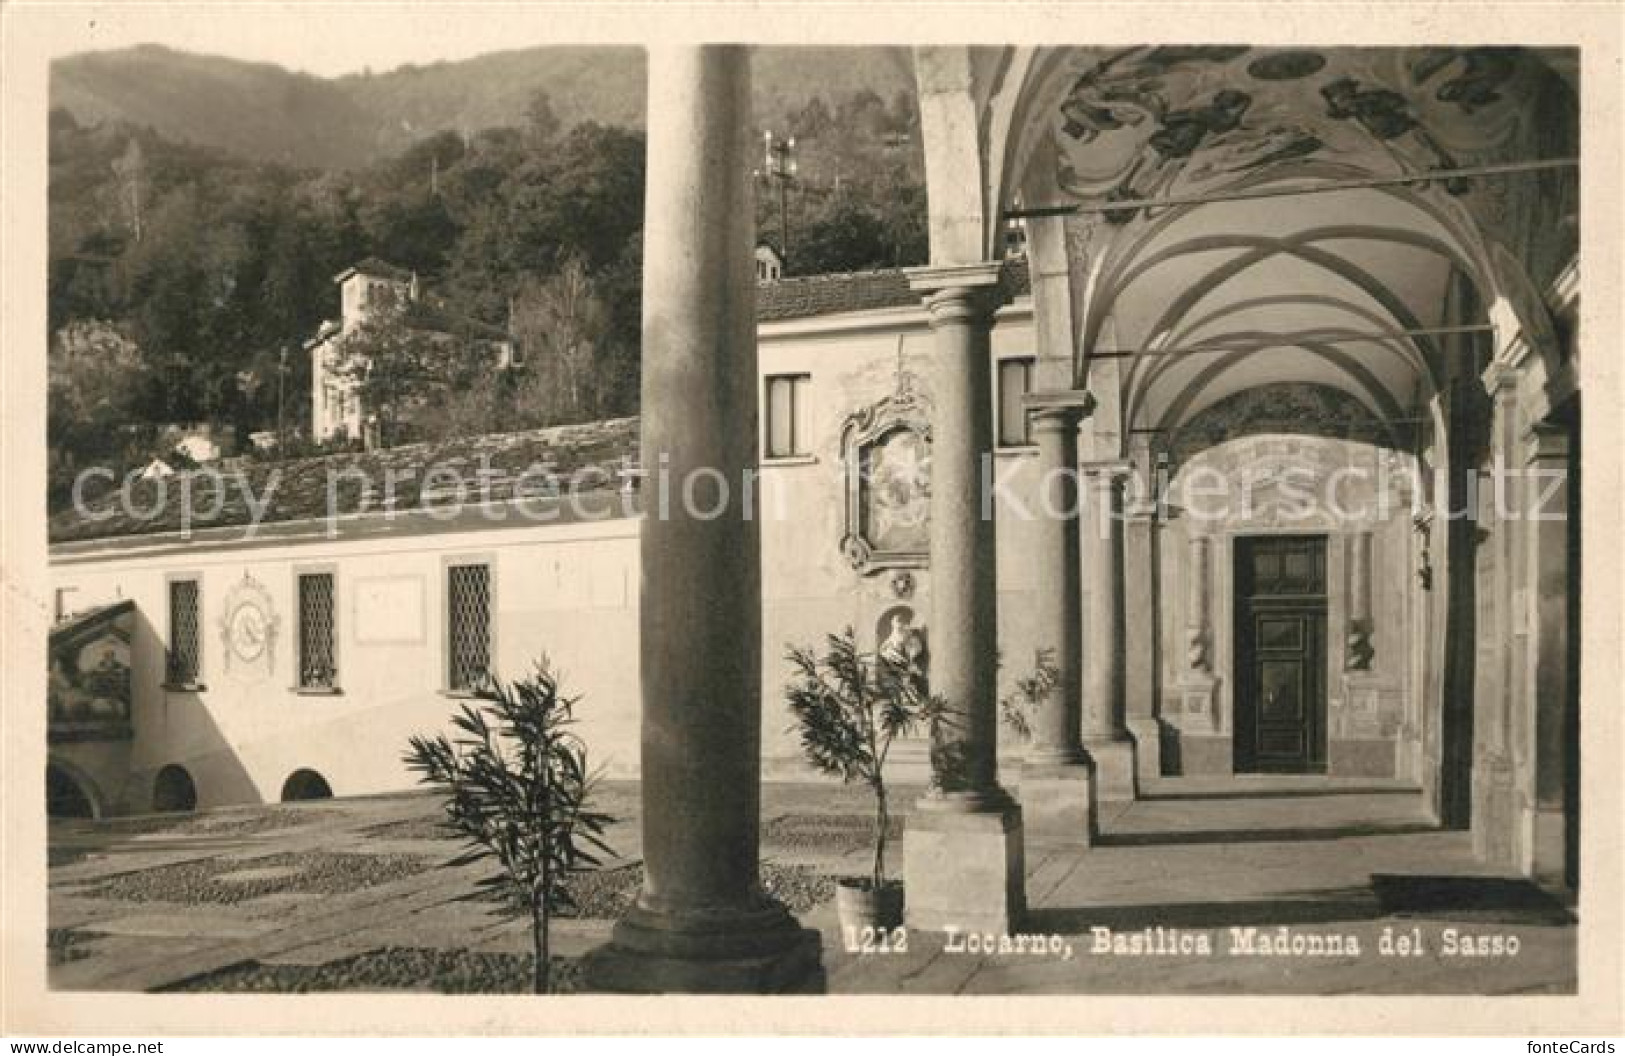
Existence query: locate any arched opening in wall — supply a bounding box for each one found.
[46,763,97,819]
[972,43,1574,867]
[280,769,334,802]
[152,764,197,813]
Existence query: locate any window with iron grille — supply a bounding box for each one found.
[167,578,201,685]
[297,572,337,689]
[447,563,491,692]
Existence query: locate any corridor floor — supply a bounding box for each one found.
[45,778,1576,994]
[817,778,1576,994]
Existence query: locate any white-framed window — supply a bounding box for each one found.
[765,373,811,459]
[296,571,338,690]
[446,562,492,693]
[166,576,202,687]
[997,357,1035,448]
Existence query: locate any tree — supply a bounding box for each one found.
[791,197,893,276]
[330,301,470,447]
[784,629,940,895]
[110,137,145,243]
[512,256,612,422]
[47,321,157,507]
[404,664,615,994]
[524,90,561,147]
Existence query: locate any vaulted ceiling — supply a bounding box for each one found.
[987,45,1576,432]
[1097,187,1465,432]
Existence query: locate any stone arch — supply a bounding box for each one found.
[46,760,101,820]
[280,768,334,803]
[152,764,197,813]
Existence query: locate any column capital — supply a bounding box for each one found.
[1523,419,1571,464]
[1481,360,1522,401]
[1023,389,1095,427]
[1079,458,1133,485]
[906,260,1013,325]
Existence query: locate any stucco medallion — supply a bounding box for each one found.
[220,572,280,678]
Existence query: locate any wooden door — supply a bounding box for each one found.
[1234,535,1328,773]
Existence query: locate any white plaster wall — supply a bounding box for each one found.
[755,304,1043,776]
[53,302,1053,806]
[51,518,640,811]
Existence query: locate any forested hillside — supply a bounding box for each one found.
[47,48,929,509]
[50,44,914,169]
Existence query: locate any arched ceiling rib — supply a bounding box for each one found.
[898,43,1578,454]
[1081,190,1474,433]
[946,44,1578,441]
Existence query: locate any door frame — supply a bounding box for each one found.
[1232,533,1330,774]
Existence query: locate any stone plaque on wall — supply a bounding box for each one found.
[354,575,426,644]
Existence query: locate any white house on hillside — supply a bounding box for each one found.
[308,258,513,446]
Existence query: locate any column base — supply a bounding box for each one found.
[1083,737,1138,801]
[1019,760,1096,847]
[1528,803,1571,889]
[582,902,824,993]
[1126,718,1164,785]
[1471,754,1518,868]
[903,801,1026,934]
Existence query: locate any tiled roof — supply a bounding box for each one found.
[54,262,1036,546]
[338,257,414,283]
[50,600,135,656]
[403,297,510,342]
[755,258,1030,322]
[51,418,640,545]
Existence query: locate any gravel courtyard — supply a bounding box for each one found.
[46,779,1577,995]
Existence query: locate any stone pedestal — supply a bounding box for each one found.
[1082,737,1137,802]
[1020,762,1097,847]
[903,804,1026,933]
[901,261,1026,931]
[582,46,820,994]
[1529,804,1569,887]
[1472,753,1519,867]
[1125,718,1163,784]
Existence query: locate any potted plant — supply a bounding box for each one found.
[404,661,614,994]
[784,628,939,930]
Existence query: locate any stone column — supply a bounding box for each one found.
[1019,393,1096,845]
[584,46,820,993]
[1173,534,1221,736]
[1122,435,1162,785]
[1346,529,1374,670]
[1473,364,1519,866]
[1081,462,1137,800]
[1186,536,1212,666]
[901,261,1025,933]
[1524,419,1573,886]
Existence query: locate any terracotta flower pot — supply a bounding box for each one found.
[835,877,904,930]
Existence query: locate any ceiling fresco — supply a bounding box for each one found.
[1018,46,1577,434]
[1049,46,1568,221]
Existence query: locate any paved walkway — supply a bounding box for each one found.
[46,779,1575,994]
